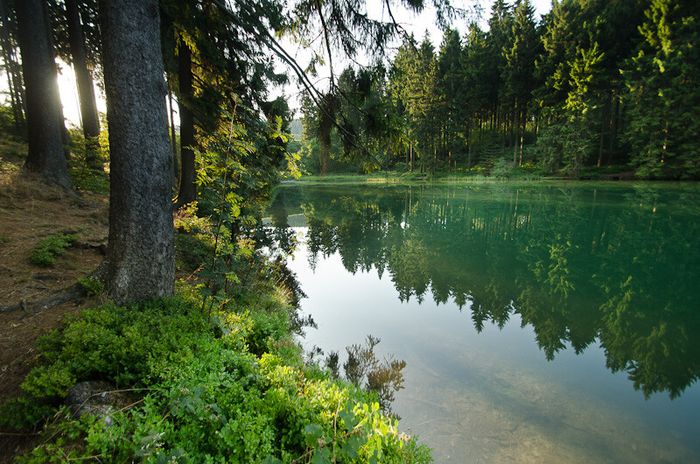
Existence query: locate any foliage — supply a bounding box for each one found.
[298,0,698,180]
[491,158,515,178]
[66,128,110,194]
[29,233,76,266]
[622,0,700,179]
[77,276,104,296]
[338,335,407,413]
[0,285,431,463]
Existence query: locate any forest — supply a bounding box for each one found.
[300,0,700,179]
[0,0,698,462]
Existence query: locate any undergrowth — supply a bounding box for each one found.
[30,233,77,266]
[0,287,430,463]
[77,276,105,296]
[67,128,110,194]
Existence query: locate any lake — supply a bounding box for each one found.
[264,182,700,463]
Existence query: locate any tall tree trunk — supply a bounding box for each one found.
[0,38,19,129]
[467,120,472,167]
[519,109,525,166]
[609,92,619,163]
[512,103,519,164]
[319,125,330,176]
[0,0,25,133]
[16,0,71,188]
[597,93,611,168]
[9,56,26,133]
[66,0,101,168]
[176,41,196,206]
[42,0,71,160]
[100,0,175,303]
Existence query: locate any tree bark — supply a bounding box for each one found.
[512,103,519,164]
[0,0,25,133]
[66,0,101,169]
[15,0,71,188]
[519,109,525,166]
[99,0,175,304]
[175,41,196,206]
[319,129,330,175]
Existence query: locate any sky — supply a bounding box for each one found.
[0,0,553,126]
[368,0,552,42]
[280,0,553,107]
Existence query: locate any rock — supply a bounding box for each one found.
[66,380,133,420]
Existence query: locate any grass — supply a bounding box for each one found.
[295,167,545,185]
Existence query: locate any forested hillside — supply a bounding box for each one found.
[300,0,700,179]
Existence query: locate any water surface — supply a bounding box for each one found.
[265,182,700,463]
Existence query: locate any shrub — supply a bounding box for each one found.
[490,158,515,179]
[77,276,104,296]
[30,233,76,266]
[2,290,431,463]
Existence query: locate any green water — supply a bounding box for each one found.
[266,182,700,463]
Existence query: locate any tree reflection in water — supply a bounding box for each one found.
[266,184,700,399]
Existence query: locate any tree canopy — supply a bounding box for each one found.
[300,0,700,180]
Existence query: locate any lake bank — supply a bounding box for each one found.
[291,171,698,187]
[0,164,431,463]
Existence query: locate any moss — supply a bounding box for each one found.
[77,276,105,296]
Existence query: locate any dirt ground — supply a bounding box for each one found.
[0,160,108,461]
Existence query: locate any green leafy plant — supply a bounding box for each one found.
[0,287,431,463]
[30,233,76,266]
[77,276,105,296]
[490,158,515,179]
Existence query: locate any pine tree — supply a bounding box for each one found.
[623,0,700,179]
[503,0,539,164]
[16,0,71,188]
[64,0,101,168]
[486,0,513,140]
[100,0,175,303]
[437,28,463,168]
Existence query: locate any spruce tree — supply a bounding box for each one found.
[100,0,175,303]
[15,0,71,188]
[623,0,700,178]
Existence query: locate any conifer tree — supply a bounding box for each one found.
[16,0,71,188]
[623,0,700,178]
[100,0,175,303]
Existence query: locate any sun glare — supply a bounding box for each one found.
[56,60,106,128]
